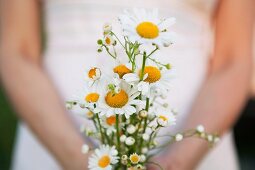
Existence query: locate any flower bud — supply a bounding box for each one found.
[125,137,135,145]
[196,125,205,133]
[142,133,150,141]
[140,155,146,162]
[207,135,213,142]
[141,147,148,154]
[120,135,127,142]
[175,133,183,141]
[127,125,136,134]
[81,144,89,154]
[121,159,128,165]
[65,103,72,110]
[136,164,144,169]
[121,155,128,161]
[139,110,148,118]
[103,23,112,33]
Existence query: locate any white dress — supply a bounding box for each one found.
[12,0,239,169]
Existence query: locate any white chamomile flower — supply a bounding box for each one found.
[113,62,132,79]
[119,8,176,47]
[101,115,117,135]
[123,65,173,97]
[123,71,150,96]
[155,107,176,127]
[129,153,140,164]
[98,81,142,118]
[88,67,102,81]
[81,144,89,154]
[86,67,107,92]
[88,145,119,170]
[75,85,101,113]
[104,34,116,46]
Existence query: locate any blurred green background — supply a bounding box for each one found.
[0,86,17,170]
[0,87,255,170]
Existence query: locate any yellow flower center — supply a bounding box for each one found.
[86,111,94,118]
[130,154,140,164]
[105,90,128,108]
[141,66,161,83]
[88,68,99,79]
[159,115,168,121]
[136,22,159,39]
[113,65,132,78]
[106,115,116,126]
[105,37,111,45]
[98,155,111,168]
[85,93,100,103]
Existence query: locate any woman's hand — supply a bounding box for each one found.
[147,155,173,170]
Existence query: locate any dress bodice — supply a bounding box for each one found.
[43,0,217,131]
[43,0,217,53]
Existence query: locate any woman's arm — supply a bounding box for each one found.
[149,0,254,169]
[0,1,89,169]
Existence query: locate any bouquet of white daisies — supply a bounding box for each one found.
[66,8,219,170]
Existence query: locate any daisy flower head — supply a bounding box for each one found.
[86,67,108,92]
[101,115,117,135]
[113,64,132,79]
[98,81,142,118]
[123,64,173,97]
[88,145,119,170]
[155,107,176,127]
[103,34,116,46]
[119,8,176,47]
[129,153,140,164]
[75,85,101,114]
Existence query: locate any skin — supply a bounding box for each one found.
[0,0,254,170]
[148,0,255,169]
[0,0,91,169]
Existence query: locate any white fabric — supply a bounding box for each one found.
[12,0,239,169]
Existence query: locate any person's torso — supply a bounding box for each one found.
[43,0,217,131]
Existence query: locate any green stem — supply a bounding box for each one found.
[96,114,105,143]
[140,52,147,80]
[139,98,150,153]
[146,46,158,58]
[92,117,99,131]
[111,32,125,49]
[102,44,116,59]
[116,115,121,151]
[113,46,117,58]
[147,56,169,69]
